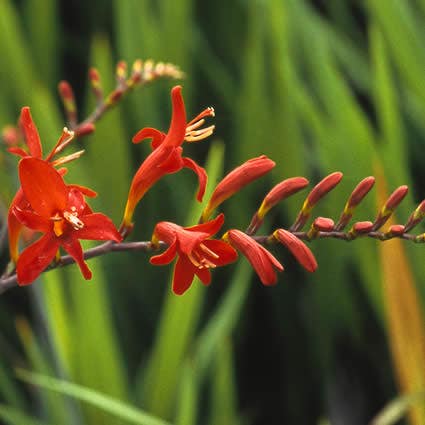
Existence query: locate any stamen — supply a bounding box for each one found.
[188,251,202,268]
[63,211,84,230]
[185,125,215,142]
[51,149,85,167]
[187,107,215,127]
[199,243,219,259]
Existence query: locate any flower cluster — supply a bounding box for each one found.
[2,61,425,296]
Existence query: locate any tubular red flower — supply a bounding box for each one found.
[202,156,276,222]
[122,86,212,230]
[13,158,122,285]
[223,229,283,286]
[150,214,237,295]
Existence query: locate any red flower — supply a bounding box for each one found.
[223,229,283,285]
[121,86,213,231]
[150,214,237,295]
[8,107,83,262]
[13,157,122,285]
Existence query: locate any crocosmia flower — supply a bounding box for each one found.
[13,157,122,285]
[122,85,213,232]
[223,229,283,285]
[8,107,82,262]
[150,214,237,295]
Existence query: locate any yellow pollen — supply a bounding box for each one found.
[63,211,84,230]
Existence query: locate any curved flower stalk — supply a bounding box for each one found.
[12,158,122,285]
[150,214,237,294]
[121,85,213,234]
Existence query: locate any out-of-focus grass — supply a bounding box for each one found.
[0,1,423,424]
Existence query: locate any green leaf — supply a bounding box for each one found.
[0,404,50,425]
[16,369,171,425]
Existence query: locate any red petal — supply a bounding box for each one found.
[8,147,29,158]
[19,158,68,217]
[202,239,238,266]
[186,213,225,236]
[13,207,50,232]
[8,188,27,262]
[194,267,211,285]
[60,236,92,279]
[150,241,178,265]
[159,148,184,173]
[274,229,317,272]
[182,157,207,202]
[172,255,196,295]
[68,184,97,198]
[163,86,187,147]
[16,233,59,285]
[77,213,122,242]
[19,107,42,158]
[132,127,166,149]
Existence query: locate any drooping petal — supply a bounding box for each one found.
[132,127,166,149]
[16,233,59,285]
[202,239,238,266]
[60,236,92,280]
[8,188,27,262]
[19,158,68,217]
[182,157,207,202]
[172,255,196,295]
[150,241,178,265]
[158,148,184,173]
[19,107,42,158]
[12,207,51,232]
[225,229,283,286]
[77,213,122,242]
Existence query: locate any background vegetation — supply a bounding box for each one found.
[0,0,424,424]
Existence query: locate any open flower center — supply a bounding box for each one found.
[51,207,84,237]
[187,242,219,269]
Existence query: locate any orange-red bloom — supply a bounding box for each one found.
[223,229,283,285]
[150,214,237,295]
[122,86,212,231]
[8,107,82,262]
[13,158,122,285]
[202,156,275,222]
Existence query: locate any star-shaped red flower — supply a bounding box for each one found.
[13,157,122,285]
[150,214,237,295]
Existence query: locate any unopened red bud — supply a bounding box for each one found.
[347,176,375,209]
[273,229,317,272]
[384,185,408,211]
[335,176,375,231]
[387,224,405,236]
[351,221,374,235]
[202,155,275,221]
[75,123,95,137]
[107,89,123,105]
[304,172,343,211]
[58,81,75,102]
[373,185,408,230]
[312,217,335,232]
[89,67,103,100]
[258,177,309,220]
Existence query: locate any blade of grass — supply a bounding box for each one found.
[0,404,51,425]
[16,369,171,425]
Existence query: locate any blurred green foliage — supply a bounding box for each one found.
[0,0,424,424]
